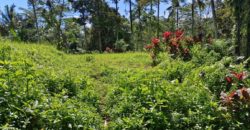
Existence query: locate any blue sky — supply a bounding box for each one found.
[0,0,27,11]
[108,0,171,17]
[0,0,173,17]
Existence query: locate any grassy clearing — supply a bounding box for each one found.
[0,39,153,128]
[1,40,152,96]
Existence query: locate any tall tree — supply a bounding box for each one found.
[57,0,66,45]
[176,3,179,28]
[157,0,160,38]
[150,0,154,37]
[197,0,205,21]
[18,7,38,41]
[210,0,218,38]
[191,0,195,36]
[231,0,243,56]
[71,0,126,51]
[246,0,250,57]
[167,0,184,30]
[191,0,205,36]
[28,0,40,42]
[112,0,120,41]
[69,0,90,49]
[138,0,142,50]
[40,0,68,48]
[112,0,120,15]
[124,0,133,33]
[134,0,142,50]
[96,0,102,51]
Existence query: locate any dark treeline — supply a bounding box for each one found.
[0,0,250,55]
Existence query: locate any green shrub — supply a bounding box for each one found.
[106,68,216,129]
[0,43,102,129]
[115,39,129,52]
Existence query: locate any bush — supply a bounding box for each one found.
[0,44,102,129]
[105,67,216,129]
[114,39,129,52]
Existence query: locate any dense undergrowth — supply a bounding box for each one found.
[1,38,250,129]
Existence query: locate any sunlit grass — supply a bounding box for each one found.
[0,39,152,100]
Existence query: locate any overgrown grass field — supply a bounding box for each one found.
[1,39,250,129]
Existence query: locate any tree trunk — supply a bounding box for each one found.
[115,0,118,15]
[211,0,218,38]
[83,10,87,50]
[157,0,160,38]
[137,0,142,50]
[97,0,102,52]
[235,0,242,56]
[82,26,85,49]
[31,0,40,42]
[98,30,102,51]
[150,0,153,37]
[191,0,195,36]
[176,8,179,29]
[247,20,250,57]
[129,0,133,33]
[199,6,202,22]
[246,1,250,57]
[58,0,65,48]
[115,0,119,41]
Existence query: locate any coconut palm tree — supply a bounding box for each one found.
[166,0,185,30]
[0,4,17,39]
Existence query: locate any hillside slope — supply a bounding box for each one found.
[0,39,151,129]
[1,39,250,129]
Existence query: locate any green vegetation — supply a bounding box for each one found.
[1,0,250,129]
[0,39,151,129]
[1,0,250,55]
[1,38,250,129]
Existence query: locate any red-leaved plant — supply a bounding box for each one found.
[220,71,249,106]
[220,87,250,106]
[219,70,250,129]
[165,29,192,60]
[145,29,195,65]
[145,38,161,66]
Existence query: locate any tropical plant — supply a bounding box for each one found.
[0,5,18,40]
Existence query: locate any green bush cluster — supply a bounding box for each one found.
[105,40,250,129]
[1,39,250,129]
[0,44,102,129]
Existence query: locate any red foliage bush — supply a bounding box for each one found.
[220,71,249,106]
[145,29,195,65]
[221,87,250,106]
